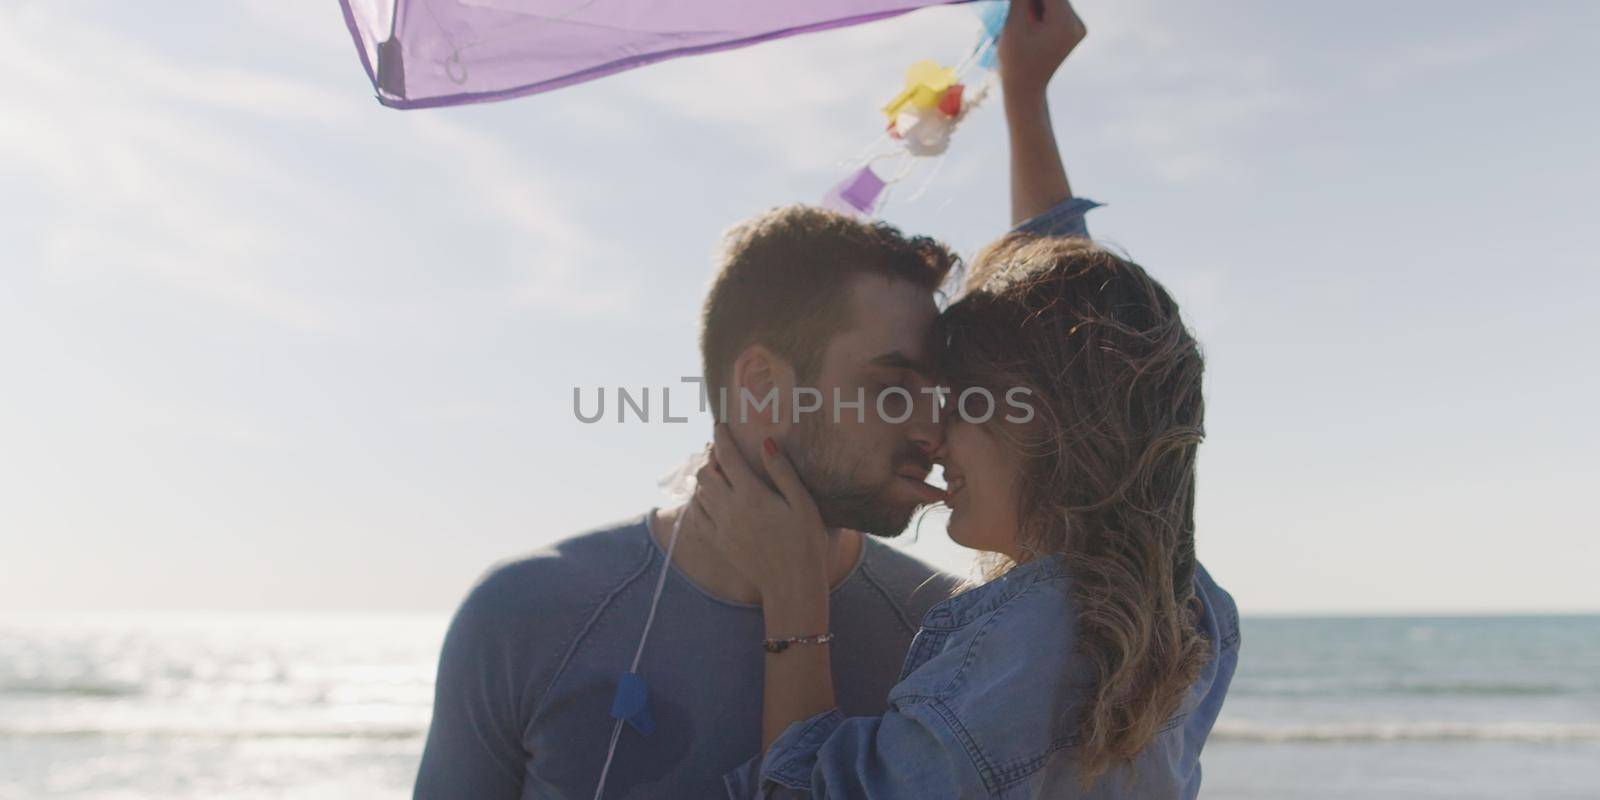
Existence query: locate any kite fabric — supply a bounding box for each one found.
[339,0,976,109]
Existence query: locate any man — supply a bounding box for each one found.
[413,2,1094,797]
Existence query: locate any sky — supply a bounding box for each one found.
[2,0,1597,616]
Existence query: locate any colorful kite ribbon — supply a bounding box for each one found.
[823,0,1008,216]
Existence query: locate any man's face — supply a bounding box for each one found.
[784,275,946,537]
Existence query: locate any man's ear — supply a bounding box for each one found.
[730,344,794,433]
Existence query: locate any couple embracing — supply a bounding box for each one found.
[416,2,1239,798]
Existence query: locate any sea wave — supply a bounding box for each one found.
[1234,679,1589,698]
[1213,720,1600,744]
[0,723,427,740]
[0,679,145,698]
[1378,682,1579,697]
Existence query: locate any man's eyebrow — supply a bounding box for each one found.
[869,350,934,376]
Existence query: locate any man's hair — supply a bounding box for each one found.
[700,205,959,415]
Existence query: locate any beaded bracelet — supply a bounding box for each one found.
[762,633,835,653]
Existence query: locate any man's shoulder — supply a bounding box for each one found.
[455,512,656,632]
[856,539,964,622]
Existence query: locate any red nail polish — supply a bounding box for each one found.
[763,437,778,456]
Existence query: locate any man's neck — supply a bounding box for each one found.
[647,505,864,606]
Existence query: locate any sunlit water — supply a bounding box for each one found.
[3,613,1597,798]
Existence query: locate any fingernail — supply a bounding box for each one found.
[763,437,778,456]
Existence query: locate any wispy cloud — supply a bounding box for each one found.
[405,114,636,316]
[1071,0,1302,184]
[0,2,630,327]
[1101,81,1299,183]
[1362,25,1540,89]
[0,7,352,329]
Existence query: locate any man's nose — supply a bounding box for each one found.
[906,391,945,456]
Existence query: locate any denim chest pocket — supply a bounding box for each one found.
[895,596,982,686]
[895,627,953,683]
[906,581,1091,794]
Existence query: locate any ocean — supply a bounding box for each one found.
[2,613,1596,799]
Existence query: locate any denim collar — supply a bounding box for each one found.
[920,554,1069,631]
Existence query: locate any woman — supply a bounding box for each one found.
[697,234,1239,797]
[691,5,1239,797]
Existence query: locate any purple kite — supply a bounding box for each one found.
[338,0,975,109]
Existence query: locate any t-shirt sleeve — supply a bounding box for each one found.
[413,573,528,800]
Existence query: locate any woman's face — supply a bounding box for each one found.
[935,416,1025,559]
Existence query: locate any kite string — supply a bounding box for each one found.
[591,508,685,800]
[901,150,949,204]
[835,9,1002,214]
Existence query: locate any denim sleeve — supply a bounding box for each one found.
[413,578,527,799]
[1011,196,1102,239]
[723,704,989,799]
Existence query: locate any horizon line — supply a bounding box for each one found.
[2,608,1598,621]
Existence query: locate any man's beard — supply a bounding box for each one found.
[784,414,932,538]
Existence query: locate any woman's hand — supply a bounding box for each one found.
[690,423,831,607]
[997,0,1085,225]
[997,0,1087,99]
[691,423,839,749]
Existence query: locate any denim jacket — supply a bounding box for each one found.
[723,557,1240,799]
[1014,196,1101,240]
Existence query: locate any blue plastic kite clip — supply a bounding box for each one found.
[974,0,1007,70]
[609,671,655,736]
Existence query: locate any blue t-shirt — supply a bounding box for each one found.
[413,512,961,799]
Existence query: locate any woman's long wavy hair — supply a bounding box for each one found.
[936,235,1211,785]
